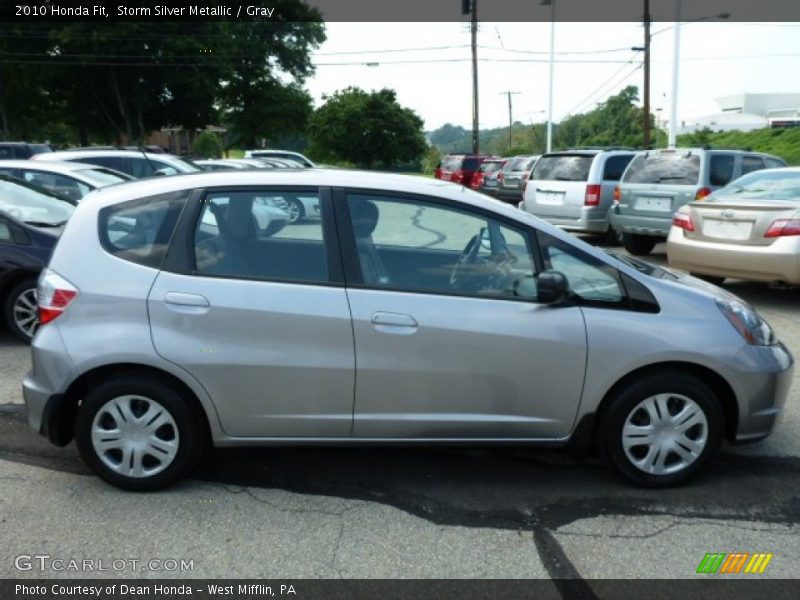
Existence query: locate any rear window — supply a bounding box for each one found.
[622,152,700,185]
[717,170,800,202]
[531,154,593,182]
[99,191,188,268]
[479,162,503,174]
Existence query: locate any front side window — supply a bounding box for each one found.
[194,189,327,283]
[0,219,11,242]
[99,191,187,268]
[538,232,624,304]
[346,193,535,300]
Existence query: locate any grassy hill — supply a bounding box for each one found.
[676,128,800,165]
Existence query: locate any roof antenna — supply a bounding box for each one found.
[138,137,160,176]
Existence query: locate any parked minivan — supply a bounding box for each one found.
[609,148,786,255]
[496,155,540,204]
[23,170,793,491]
[520,149,636,243]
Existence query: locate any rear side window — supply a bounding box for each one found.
[709,155,735,186]
[531,155,593,182]
[603,155,634,181]
[87,156,130,175]
[99,191,188,268]
[622,153,700,185]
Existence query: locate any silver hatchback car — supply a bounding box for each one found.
[23,170,793,490]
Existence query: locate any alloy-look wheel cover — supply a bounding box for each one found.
[91,395,180,478]
[13,288,39,339]
[622,393,709,476]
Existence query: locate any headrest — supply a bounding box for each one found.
[350,198,379,238]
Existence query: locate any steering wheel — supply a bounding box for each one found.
[449,233,482,288]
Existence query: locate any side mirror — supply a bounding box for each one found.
[537,270,570,305]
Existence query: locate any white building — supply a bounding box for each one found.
[679,93,800,134]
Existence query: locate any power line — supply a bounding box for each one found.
[563,59,643,117]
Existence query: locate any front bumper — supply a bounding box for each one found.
[730,342,794,443]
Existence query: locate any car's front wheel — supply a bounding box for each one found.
[4,278,39,343]
[599,370,723,487]
[75,375,205,491]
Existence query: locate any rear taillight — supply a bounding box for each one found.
[765,219,800,238]
[451,170,464,184]
[613,186,621,203]
[584,184,601,206]
[672,212,695,232]
[522,172,530,181]
[695,187,712,201]
[38,269,78,326]
[498,172,504,183]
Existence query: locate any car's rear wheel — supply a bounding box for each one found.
[622,233,658,256]
[604,227,623,246]
[598,370,723,487]
[285,198,304,223]
[4,278,39,343]
[75,375,205,491]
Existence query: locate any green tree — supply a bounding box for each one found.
[192,131,223,158]
[308,87,427,168]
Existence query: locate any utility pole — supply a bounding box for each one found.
[470,0,479,153]
[501,91,520,150]
[643,0,651,149]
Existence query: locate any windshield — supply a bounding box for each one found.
[531,154,593,182]
[169,157,201,172]
[623,152,701,185]
[0,178,75,226]
[715,170,800,202]
[76,168,131,187]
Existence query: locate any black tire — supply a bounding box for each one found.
[622,233,658,256]
[604,227,623,247]
[691,273,726,286]
[4,278,39,343]
[75,374,206,491]
[598,369,724,487]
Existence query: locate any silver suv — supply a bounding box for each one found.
[520,149,636,243]
[23,170,793,490]
[609,148,787,255]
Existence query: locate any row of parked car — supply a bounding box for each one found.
[436,147,798,287]
[0,145,316,342]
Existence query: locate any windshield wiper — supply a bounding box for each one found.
[656,176,689,182]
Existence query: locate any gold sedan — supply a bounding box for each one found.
[667,168,800,285]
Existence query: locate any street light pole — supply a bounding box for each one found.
[668,0,681,148]
[471,0,479,154]
[643,0,651,148]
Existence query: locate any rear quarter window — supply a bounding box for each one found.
[531,154,593,182]
[602,155,634,181]
[622,153,700,185]
[99,191,188,268]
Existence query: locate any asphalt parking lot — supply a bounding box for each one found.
[0,240,798,584]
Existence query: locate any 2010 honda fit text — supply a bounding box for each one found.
[23,170,794,490]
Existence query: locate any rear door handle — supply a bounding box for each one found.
[164,292,210,314]
[371,312,418,331]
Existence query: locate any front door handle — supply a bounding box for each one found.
[164,292,210,314]
[371,312,418,330]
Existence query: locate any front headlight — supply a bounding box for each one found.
[716,299,777,346]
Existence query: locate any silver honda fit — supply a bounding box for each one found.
[22,169,793,490]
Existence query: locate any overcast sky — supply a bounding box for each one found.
[304,21,800,131]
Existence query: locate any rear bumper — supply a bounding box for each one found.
[540,215,609,234]
[609,208,671,238]
[496,188,525,203]
[667,230,800,284]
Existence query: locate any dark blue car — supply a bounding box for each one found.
[0,176,75,341]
